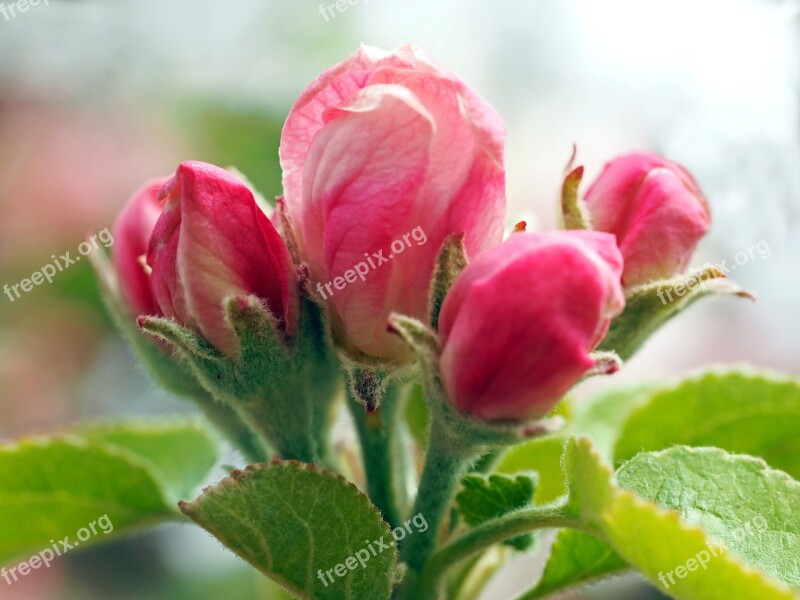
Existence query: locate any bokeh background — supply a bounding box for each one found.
[0,0,798,598]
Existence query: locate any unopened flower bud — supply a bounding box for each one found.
[438,231,624,421]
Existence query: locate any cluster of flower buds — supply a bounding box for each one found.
[98,44,746,457]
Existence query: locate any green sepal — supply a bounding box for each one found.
[89,250,267,462]
[140,294,341,465]
[429,233,469,332]
[387,313,562,449]
[561,165,591,230]
[274,196,303,268]
[342,363,394,413]
[388,312,564,591]
[599,266,755,360]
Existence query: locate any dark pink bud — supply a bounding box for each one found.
[147,161,298,357]
[438,231,625,421]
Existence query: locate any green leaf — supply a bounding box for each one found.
[180,461,398,600]
[496,386,653,503]
[506,370,800,599]
[0,420,219,566]
[0,443,166,564]
[456,473,537,550]
[570,384,659,461]
[76,419,220,500]
[517,529,628,599]
[516,370,800,600]
[496,437,567,505]
[614,370,800,478]
[560,438,797,600]
[504,367,800,508]
[616,446,800,592]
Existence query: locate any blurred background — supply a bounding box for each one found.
[0,0,797,598]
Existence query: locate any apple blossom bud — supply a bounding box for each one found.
[279,44,506,361]
[147,161,298,357]
[583,152,711,288]
[438,231,625,421]
[112,178,167,317]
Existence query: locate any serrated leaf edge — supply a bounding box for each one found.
[179,460,397,600]
[568,437,798,600]
[605,491,798,600]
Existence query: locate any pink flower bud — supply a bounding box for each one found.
[438,231,625,422]
[112,178,168,317]
[583,152,711,288]
[147,161,298,357]
[279,44,506,361]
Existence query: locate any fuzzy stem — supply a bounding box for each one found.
[410,501,584,600]
[193,393,270,463]
[398,418,482,585]
[256,409,318,464]
[348,384,404,529]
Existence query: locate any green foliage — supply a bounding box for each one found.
[140,295,341,464]
[496,385,655,502]
[180,461,398,600]
[565,439,795,600]
[522,439,800,600]
[508,370,800,599]
[90,250,268,461]
[0,420,218,565]
[614,370,800,478]
[616,446,800,591]
[76,419,219,500]
[518,529,627,599]
[455,473,537,550]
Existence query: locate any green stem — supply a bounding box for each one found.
[192,392,270,463]
[264,422,318,464]
[348,384,404,529]
[412,501,585,599]
[399,418,482,580]
[240,385,319,465]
